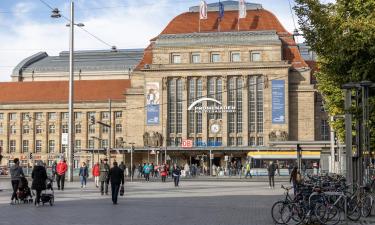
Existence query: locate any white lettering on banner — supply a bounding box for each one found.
[188,97,236,113]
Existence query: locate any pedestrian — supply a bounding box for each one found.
[138,164,143,178]
[288,164,293,175]
[268,161,276,188]
[160,165,167,182]
[107,161,124,205]
[150,163,155,178]
[290,166,300,195]
[31,161,47,207]
[56,159,67,191]
[172,164,181,187]
[131,164,136,179]
[10,158,25,204]
[92,162,100,188]
[245,162,252,178]
[99,159,110,195]
[51,161,57,181]
[119,161,125,172]
[79,162,89,188]
[143,163,151,182]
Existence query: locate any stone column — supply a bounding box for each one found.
[162,77,168,147]
[221,76,228,146]
[182,77,188,140]
[242,76,249,146]
[202,77,208,144]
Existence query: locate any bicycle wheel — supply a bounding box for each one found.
[314,203,340,225]
[361,195,372,217]
[271,201,287,224]
[347,196,361,221]
[281,203,305,225]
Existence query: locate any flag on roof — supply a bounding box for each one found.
[239,0,247,19]
[218,1,224,20]
[200,0,208,20]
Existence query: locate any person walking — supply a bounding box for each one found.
[31,161,47,207]
[79,162,89,188]
[160,165,167,182]
[245,162,252,179]
[92,162,100,188]
[143,163,151,182]
[99,159,110,195]
[268,161,276,189]
[107,161,124,205]
[290,166,300,195]
[172,164,181,187]
[131,164,136,179]
[137,164,143,178]
[10,158,24,204]
[56,159,67,191]
[51,161,57,181]
[119,162,125,172]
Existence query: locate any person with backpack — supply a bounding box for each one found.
[143,163,151,182]
[10,158,24,204]
[268,161,276,189]
[56,159,67,191]
[79,162,89,188]
[92,162,100,188]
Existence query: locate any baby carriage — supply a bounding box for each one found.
[40,177,54,206]
[16,177,33,204]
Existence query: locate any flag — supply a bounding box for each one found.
[239,0,247,19]
[200,0,207,20]
[218,1,224,21]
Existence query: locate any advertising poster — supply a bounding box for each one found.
[146,82,160,125]
[272,80,285,124]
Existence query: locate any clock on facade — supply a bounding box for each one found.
[210,123,221,134]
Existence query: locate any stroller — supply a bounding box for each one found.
[16,177,33,204]
[40,177,54,206]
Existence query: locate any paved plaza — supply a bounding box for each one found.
[0,179,374,225]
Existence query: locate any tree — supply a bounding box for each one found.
[294,0,375,150]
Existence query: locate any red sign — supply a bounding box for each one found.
[181,139,193,148]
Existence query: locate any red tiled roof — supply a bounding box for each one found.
[0,79,130,104]
[135,9,308,70]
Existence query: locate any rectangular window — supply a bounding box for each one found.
[35,140,42,153]
[49,124,55,134]
[74,112,82,120]
[9,113,17,121]
[22,140,29,153]
[9,140,16,153]
[0,113,3,120]
[75,124,81,134]
[88,140,94,149]
[48,112,57,120]
[61,144,67,153]
[75,140,81,151]
[171,54,181,64]
[88,124,95,134]
[87,112,95,119]
[23,125,29,134]
[115,111,122,119]
[102,126,109,134]
[228,137,235,146]
[211,53,220,63]
[257,137,264,146]
[236,137,243,146]
[22,113,30,121]
[36,125,42,134]
[115,124,122,133]
[249,137,256,146]
[48,140,55,153]
[10,125,16,134]
[228,77,236,133]
[101,112,110,120]
[0,125,3,135]
[61,112,69,120]
[256,76,264,133]
[321,120,330,141]
[35,112,43,120]
[191,53,200,63]
[231,52,241,62]
[251,52,261,62]
[101,140,109,148]
[249,76,256,132]
[62,124,68,133]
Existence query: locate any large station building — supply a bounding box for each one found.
[0,1,330,171]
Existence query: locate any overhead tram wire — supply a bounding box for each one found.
[38,0,115,49]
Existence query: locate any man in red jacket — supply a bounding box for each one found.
[92,162,100,188]
[56,159,68,190]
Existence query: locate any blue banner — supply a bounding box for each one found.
[146,105,160,125]
[272,80,285,124]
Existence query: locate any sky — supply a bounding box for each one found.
[0,0,335,81]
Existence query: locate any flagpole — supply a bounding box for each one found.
[238,18,240,31]
[199,17,201,33]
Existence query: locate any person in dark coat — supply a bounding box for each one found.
[172,164,181,187]
[268,161,276,188]
[31,161,47,206]
[107,161,124,205]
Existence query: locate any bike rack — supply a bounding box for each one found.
[323,192,348,225]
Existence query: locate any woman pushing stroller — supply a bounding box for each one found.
[31,161,48,207]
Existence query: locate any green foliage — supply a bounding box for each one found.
[294,0,375,149]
